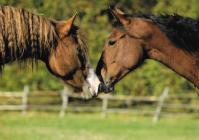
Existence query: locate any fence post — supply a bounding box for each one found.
[22,85,29,115]
[153,87,169,123]
[101,95,109,118]
[59,86,69,117]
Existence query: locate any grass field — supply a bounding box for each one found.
[0,112,199,140]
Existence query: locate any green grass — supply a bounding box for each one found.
[0,112,199,140]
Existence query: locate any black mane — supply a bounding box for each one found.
[128,14,199,52]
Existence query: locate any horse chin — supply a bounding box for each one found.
[82,82,97,99]
[62,80,83,91]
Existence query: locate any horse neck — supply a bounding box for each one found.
[145,32,199,88]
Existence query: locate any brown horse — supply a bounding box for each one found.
[96,8,199,93]
[0,6,107,97]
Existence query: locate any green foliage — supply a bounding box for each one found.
[153,0,199,18]
[0,0,197,95]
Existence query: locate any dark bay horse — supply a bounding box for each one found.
[0,6,105,97]
[96,8,199,94]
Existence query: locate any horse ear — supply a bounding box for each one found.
[110,7,130,26]
[57,13,78,36]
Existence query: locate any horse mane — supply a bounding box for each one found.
[0,6,58,60]
[148,14,199,52]
[117,13,199,52]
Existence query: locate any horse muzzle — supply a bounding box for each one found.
[98,82,114,93]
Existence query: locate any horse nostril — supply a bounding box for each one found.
[108,86,114,92]
[98,82,114,93]
[98,83,106,93]
[105,81,110,85]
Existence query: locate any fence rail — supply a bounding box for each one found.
[0,86,199,122]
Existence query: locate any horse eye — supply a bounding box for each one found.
[108,40,116,46]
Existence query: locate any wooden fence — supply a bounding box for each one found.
[0,86,199,122]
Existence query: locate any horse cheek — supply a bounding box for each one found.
[107,63,121,80]
[122,52,140,69]
[48,54,74,77]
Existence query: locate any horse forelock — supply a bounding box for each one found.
[69,25,88,54]
[75,29,89,66]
